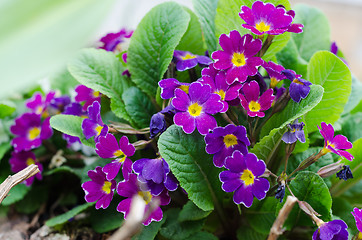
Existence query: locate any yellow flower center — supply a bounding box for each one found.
[255,21,270,33]
[28,127,41,140]
[240,169,255,186]
[358,232,362,240]
[321,141,335,155]
[181,53,196,60]
[95,125,103,136]
[26,158,35,166]
[188,102,202,117]
[93,91,100,98]
[270,77,279,88]
[214,89,226,101]
[248,101,261,112]
[223,134,238,148]
[231,52,246,67]
[138,191,153,204]
[102,181,112,194]
[36,106,43,115]
[293,79,303,85]
[179,85,190,94]
[114,149,125,158]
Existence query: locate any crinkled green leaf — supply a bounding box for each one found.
[68,48,134,123]
[158,125,223,211]
[343,75,362,115]
[90,199,123,233]
[127,2,190,97]
[1,184,30,206]
[178,201,212,222]
[305,51,352,133]
[50,114,95,148]
[133,217,166,240]
[246,197,277,234]
[192,0,218,53]
[46,202,94,227]
[237,225,267,240]
[341,112,362,143]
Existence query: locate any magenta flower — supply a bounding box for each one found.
[281,119,306,144]
[95,133,135,181]
[99,28,133,52]
[26,91,56,117]
[219,151,269,207]
[82,101,108,142]
[212,31,263,84]
[239,80,274,117]
[262,61,286,88]
[10,113,53,152]
[116,173,171,226]
[172,82,223,135]
[312,219,349,240]
[352,208,362,235]
[132,158,178,196]
[75,85,101,111]
[330,42,348,66]
[173,50,212,71]
[81,166,116,209]
[159,78,190,100]
[199,65,242,112]
[239,1,303,35]
[282,70,312,103]
[205,124,250,168]
[48,96,71,114]
[9,151,43,186]
[318,122,353,161]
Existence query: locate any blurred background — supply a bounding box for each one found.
[1,0,361,98]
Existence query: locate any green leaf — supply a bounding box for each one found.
[332,198,357,233]
[237,225,267,240]
[305,51,352,133]
[49,114,95,148]
[122,87,157,129]
[343,75,362,115]
[176,8,206,55]
[246,197,277,234]
[341,112,362,143]
[158,125,223,211]
[277,171,332,230]
[68,48,134,123]
[192,0,218,53]
[178,201,212,222]
[127,2,190,97]
[262,32,291,62]
[90,199,124,233]
[0,101,16,118]
[15,185,48,214]
[46,202,94,227]
[292,4,331,62]
[133,217,166,240]
[1,184,30,206]
[0,0,115,99]
[50,68,79,95]
[188,232,218,240]
[0,142,11,164]
[261,85,324,138]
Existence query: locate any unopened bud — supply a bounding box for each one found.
[298,201,321,217]
[317,161,343,178]
[336,165,353,181]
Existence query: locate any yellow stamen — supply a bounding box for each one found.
[270,77,279,88]
[181,53,196,60]
[231,52,246,67]
[93,91,101,98]
[28,127,41,140]
[293,79,304,85]
[36,106,43,115]
[255,21,270,33]
[179,85,190,94]
[214,89,226,101]
[26,158,35,166]
[138,191,153,204]
[223,134,238,148]
[240,169,255,186]
[95,125,103,136]
[188,102,202,117]
[248,101,261,112]
[102,181,112,194]
[358,232,362,240]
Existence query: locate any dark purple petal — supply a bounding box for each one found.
[176,58,198,71]
[220,171,242,192]
[234,184,254,207]
[251,178,269,200]
[172,88,190,112]
[224,151,247,173]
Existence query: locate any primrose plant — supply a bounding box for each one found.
[3,0,362,239]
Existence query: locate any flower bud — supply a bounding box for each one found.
[317,161,343,178]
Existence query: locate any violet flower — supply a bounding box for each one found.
[81,166,116,209]
[82,101,108,142]
[116,173,170,226]
[159,78,190,100]
[352,208,362,238]
[239,1,303,35]
[212,31,263,84]
[132,158,178,195]
[95,133,135,181]
[312,219,349,240]
[9,151,43,186]
[26,91,56,117]
[47,95,71,116]
[282,69,312,103]
[336,165,353,181]
[199,65,242,112]
[149,105,176,138]
[239,80,274,117]
[99,28,133,52]
[75,85,101,111]
[262,61,286,88]
[205,124,250,168]
[219,151,269,207]
[10,113,53,152]
[331,42,348,65]
[281,119,306,144]
[318,122,353,161]
[172,82,223,135]
[173,50,212,71]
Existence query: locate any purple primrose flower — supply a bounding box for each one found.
[312,219,349,240]
[132,158,178,196]
[262,61,286,88]
[281,119,306,144]
[48,95,71,114]
[10,113,53,152]
[219,151,269,207]
[75,85,101,111]
[239,80,274,117]
[117,173,171,226]
[331,42,348,66]
[318,122,353,161]
[205,124,250,168]
[212,31,263,84]
[81,166,116,209]
[150,105,176,138]
[82,101,108,142]
[96,133,135,181]
[99,28,133,52]
[352,208,362,235]
[173,50,212,71]
[9,151,43,186]
[172,82,223,135]
[282,69,312,103]
[159,78,190,100]
[26,91,56,117]
[239,1,303,35]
